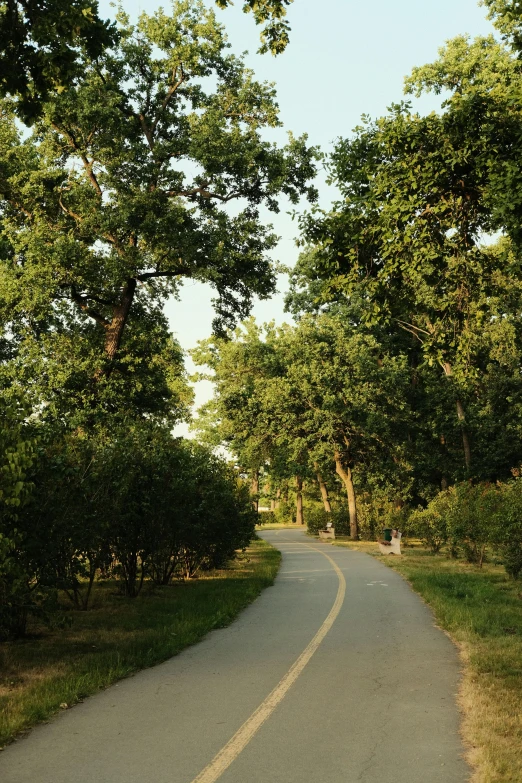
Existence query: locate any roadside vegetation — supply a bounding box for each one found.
[0,538,280,748]
[2,2,522,780]
[1,1,316,644]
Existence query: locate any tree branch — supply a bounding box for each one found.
[394,319,430,336]
[52,122,103,197]
[150,65,185,135]
[58,192,83,223]
[136,268,191,281]
[165,184,242,202]
[70,287,110,327]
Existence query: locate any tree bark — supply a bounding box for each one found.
[270,499,276,512]
[456,398,472,471]
[334,450,358,539]
[275,488,281,510]
[443,362,471,470]
[251,471,259,512]
[295,475,304,526]
[315,465,332,513]
[104,278,137,361]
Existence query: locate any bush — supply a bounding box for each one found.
[273,500,293,525]
[5,421,257,632]
[447,483,499,566]
[306,505,331,534]
[257,511,277,525]
[409,482,515,570]
[409,493,451,553]
[331,506,351,535]
[305,505,352,536]
[0,403,39,639]
[492,480,522,579]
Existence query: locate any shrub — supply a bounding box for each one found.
[331,506,351,536]
[273,500,293,525]
[409,504,448,554]
[446,483,499,566]
[305,504,353,536]
[306,505,331,534]
[257,511,277,525]
[0,403,39,639]
[5,420,258,631]
[492,480,522,579]
[410,482,504,567]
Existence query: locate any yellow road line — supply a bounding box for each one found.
[189,545,346,783]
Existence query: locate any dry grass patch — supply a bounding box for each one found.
[0,538,280,748]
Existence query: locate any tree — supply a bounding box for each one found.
[0,0,116,121]
[1,296,193,428]
[192,319,285,509]
[194,314,412,538]
[0,0,296,123]
[293,91,522,474]
[215,0,294,54]
[0,1,317,389]
[264,315,411,538]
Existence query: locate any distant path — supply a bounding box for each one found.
[0,530,469,783]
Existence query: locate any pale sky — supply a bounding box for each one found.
[99,0,494,431]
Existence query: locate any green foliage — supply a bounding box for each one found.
[215,0,293,54]
[1,421,256,636]
[0,401,38,639]
[194,312,412,540]
[409,478,522,577]
[492,478,522,579]
[410,496,450,554]
[447,483,500,565]
[0,0,116,121]
[1,1,315,638]
[0,0,295,125]
[273,500,293,524]
[305,505,330,535]
[0,401,34,515]
[410,483,496,563]
[0,0,317,388]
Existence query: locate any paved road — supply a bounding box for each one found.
[0,530,469,783]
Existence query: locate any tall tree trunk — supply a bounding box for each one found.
[314,463,332,513]
[251,471,259,512]
[105,278,137,362]
[440,435,448,491]
[275,488,281,510]
[443,362,471,470]
[295,475,304,526]
[270,499,276,511]
[334,450,358,539]
[456,398,471,470]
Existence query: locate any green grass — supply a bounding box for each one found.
[332,538,522,783]
[255,521,306,530]
[0,538,281,748]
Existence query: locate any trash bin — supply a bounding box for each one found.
[383,528,393,542]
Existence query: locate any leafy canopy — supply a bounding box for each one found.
[0,0,295,122]
[0,0,318,382]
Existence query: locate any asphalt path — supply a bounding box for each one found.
[0,530,469,783]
